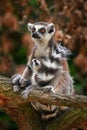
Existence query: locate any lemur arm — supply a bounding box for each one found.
[21,66,30,79]
[11,48,34,91]
[19,50,34,87]
[21,54,33,80]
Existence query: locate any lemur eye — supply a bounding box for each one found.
[39,28,46,34]
[32,27,36,33]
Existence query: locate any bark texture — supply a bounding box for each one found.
[0,75,87,130]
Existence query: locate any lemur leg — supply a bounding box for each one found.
[21,84,55,99]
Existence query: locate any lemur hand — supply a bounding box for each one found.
[11,74,21,92]
[11,74,29,92]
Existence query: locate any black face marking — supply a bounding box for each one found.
[32,32,41,39]
[48,28,54,34]
[34,59,39,66]
[56,49,59,54]
[39,28,46,34]
[31,27,36,33]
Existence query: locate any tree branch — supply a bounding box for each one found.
[47,109,87,130]
[0,75,87,130]
[0,75,87,109]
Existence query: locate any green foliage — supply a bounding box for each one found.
[0,110,18,130]
[12,47,27,64]
[29,0,38,7]
[8,31,27,64]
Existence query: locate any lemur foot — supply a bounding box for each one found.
[21,90,29,99]
[13,85,20,92]
[11,74,21,85]
[21,85,34,99]
[21,87,30,99]
[19,77,29,88]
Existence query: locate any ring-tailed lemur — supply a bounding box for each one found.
[11,22,74,120]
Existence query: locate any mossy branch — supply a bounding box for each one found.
[0,75,87,130]
[0,75,87,108]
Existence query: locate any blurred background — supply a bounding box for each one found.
[0,0,87,129]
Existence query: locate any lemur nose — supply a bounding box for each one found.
[32,32,40,38]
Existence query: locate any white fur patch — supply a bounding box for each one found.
[42,59,58,69]
[52,43,71,59]
[31,71,37,85]
[57,44,71,57]
[37,73,54,81]
[35,25,45,31]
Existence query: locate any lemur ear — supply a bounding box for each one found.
[28,23,34,31]
[47,23,55,34]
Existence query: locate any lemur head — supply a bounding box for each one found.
[28,22,55,44]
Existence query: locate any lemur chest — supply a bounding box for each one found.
[34,46,50,59]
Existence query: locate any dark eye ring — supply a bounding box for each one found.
[39,28,46,33]
[32,27,36,33]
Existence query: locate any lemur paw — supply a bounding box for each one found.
[21,89,29,99]
[11,74,29,90]
[19,78,29,88]
[11,74,21,85]
[13,85,20,92]
[21,85,33,99]
[11,74,21,92]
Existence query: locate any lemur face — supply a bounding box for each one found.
[28,22,55,44]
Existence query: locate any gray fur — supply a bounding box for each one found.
[11,22,74,120]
